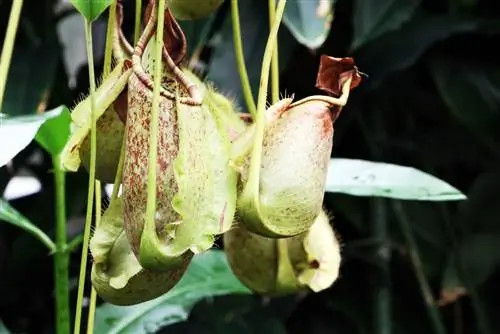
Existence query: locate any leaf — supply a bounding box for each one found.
[0,198,55,252]
[179,13,218,60]
[0,320,11,334]
[35,106,71,156]
[0,107,65,168]
[94,250,251,334]
[430,56,500,150]
[351,0,422,50]
[354,16,500,88]
[441,233,500,297]
[207,0,299,109]
[2,33,59,116]
[325,158,466,201]
[282,0,334,49]
[70,0,112,22]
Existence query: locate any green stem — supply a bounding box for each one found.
[268,0,279,104]
[103,0,118,78]
[0,0,24,110]
[74,19,98,334]
[372,198,391,334]
[145,0,166,240]
[134,0,142,45]
[393,201,447,334]
[52,154,70,334]
[111,136,126,202]
[86,183,101,334]
[245,0,286,194]
[230,0,257,117]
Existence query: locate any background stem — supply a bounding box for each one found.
[0,0,24,110]
[74,19,98,334]
[52,154,70,334]
[393,201,447,334]
[86,182,101,334]
[372,197,391,334]
[268,0,279,104]
[134,0,142,45]
[230,0,257,117]
[145,0,166,239]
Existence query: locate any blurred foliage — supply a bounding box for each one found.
[1,0,500,333]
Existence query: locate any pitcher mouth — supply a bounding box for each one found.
[130,0,203,106]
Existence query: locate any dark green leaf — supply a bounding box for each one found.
[207,0,299,109]
[355,16,500,87]
[161,295,287,334]
[35,106,71,156]
[2,34,59,116]
[283,0,334,49]
[430,57,500,151]
[351,0,421,50]
[0,108,64,167]
[0,198,55,252]
[179,13,218,60]
[456,172,500,235]
[325,158,466,201]
[94,250,251,334]
[70,0,111,22]
[448,233,500,288]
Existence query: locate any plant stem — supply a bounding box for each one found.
[393,201,447,334]
[268,0,279,104]
[230,0,257,117]
[134,0,142,45]
[52,154,70,334]
[111,136,126,202]
[104,0,118,78]
[0,0,24,110]
[245,0,286,194]
[372,198,391,334]
[74,19,98,334]
[145,0,166,240]
[86,182,101,334]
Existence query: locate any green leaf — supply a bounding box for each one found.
[351,0,422,50]
[2,34,60,116]
[444,233,500,289]
[70,0,111,22]
[0,107,65,167]
[0,198,56,252]
[179,13,218,60]
[355,16,500,87]
[0,320,11,334]
[35,106,71,156]
[283,0,334,49]
[430,57,500,151]
[325,158,466,201]
[207,0,299,108]
[94,250,251,334]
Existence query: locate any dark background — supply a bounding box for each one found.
[1,0,500,333]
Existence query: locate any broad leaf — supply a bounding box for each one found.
[35,106,71,156]
[283,0,335,49]
[2,34,59,116]
[351,0,421,50]
[325,158,466,200]
[179,13,218,61]
[430,57,500,150]
[0,198,55,252]
[70,0,112,22]
[0,107,64,168]
[355,16,500,87]
[94,250,251,334]
[442,233,500,296]
[0,320,10,334]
